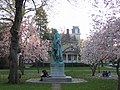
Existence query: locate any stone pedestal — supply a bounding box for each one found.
[42,76,72,82]
[42,62,72,82]
[50,62,65,77]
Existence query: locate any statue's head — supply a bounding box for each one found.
[52,28,58,34]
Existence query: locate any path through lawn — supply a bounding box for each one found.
[52,83,61,90]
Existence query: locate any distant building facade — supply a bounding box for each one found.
[61,26,81,63]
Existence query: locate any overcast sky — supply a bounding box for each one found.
[47,0,92,39]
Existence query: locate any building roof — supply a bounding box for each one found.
[61,28,80,55]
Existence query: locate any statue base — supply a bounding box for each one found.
[42,76,72,82]
[42,62,72,82]
[50,62,65,77]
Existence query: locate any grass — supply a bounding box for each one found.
[63,71,117,90]
[0,83,51,90]
[0,70,51,90]
[61,79,117,90]
[0,67,118,90]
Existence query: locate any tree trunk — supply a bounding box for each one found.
[100,60,104,67]
[8,0,23,84]
[92,68,96,76]
[98,61,101,73]
[90,64,97,76]
[98,66,100,73]
[36,60,40,73]
[19,55,24,75]
[37,65,40,73]
[116,58,120,90]
[118,76,120,90]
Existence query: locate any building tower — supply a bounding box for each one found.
[71,26,80,45]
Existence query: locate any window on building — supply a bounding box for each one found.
[71,48,74,51]
[63,54,66,60]
[72,29,75,33]
[78,55,81,61]
[73,55,77,60]
[68,54,71,61]
[77,29,80,33]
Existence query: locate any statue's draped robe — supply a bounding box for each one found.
[52,29,63,63]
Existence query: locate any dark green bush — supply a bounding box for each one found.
[0,57,9,69]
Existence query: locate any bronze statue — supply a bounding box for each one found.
[51,29,63,63]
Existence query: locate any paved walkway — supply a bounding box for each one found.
[52,83,61,90]
[26,78,87,83]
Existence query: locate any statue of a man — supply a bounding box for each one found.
[51,29,63,63]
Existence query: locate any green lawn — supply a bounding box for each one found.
[24,66,116,71]
[0,67,117,90]
[0,83,51,90]
[63,71,117,90]
[61,79,117,90]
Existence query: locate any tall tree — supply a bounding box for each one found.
[0,0,51,84]
[102,17,120,90]
[8,0,24,84]
[81,34,101,76]
[82,17,120,90]
[35,6,49,40]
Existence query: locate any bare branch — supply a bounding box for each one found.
[0,7,13,16]
[0,18,13,23]
[4,0,15,14]
[41,0,48,7]
[25,8,35,14]
[31,0,37,12]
